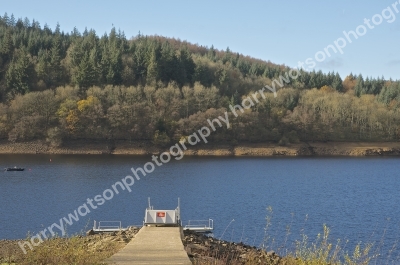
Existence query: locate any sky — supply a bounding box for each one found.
[2,0,400,80]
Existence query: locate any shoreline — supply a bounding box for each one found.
[0,140,400,156]
[0,229,281,264]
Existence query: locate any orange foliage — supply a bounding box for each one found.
[77,96,99,112]
[343,75,356,92]
[66,110,78,133]
[320,85,334,93]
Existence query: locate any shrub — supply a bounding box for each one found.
[152,130,171,147]
[286,130,300,144]
[278,136,289,146]
[46,127,63,147]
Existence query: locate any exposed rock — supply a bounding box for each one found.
[1,139,400,157]
[183,230,283,264]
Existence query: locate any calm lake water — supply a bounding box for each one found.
[1,154,400,263]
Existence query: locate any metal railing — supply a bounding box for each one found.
[93,220,122,230]
[184,219,213,230]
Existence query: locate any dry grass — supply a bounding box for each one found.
[19,236,123,265]
[0,230,135,265]
[284,225,373,265]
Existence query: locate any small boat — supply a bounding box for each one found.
[4,167,25,171]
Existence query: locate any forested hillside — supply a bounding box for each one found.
[0,13,400,147]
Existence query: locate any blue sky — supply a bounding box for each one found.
[2,0,400,80]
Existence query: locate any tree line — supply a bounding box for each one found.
[0,13,400,146]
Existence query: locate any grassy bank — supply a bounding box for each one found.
[0,140,400,156]
[0,228,139,265]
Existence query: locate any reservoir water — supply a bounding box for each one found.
[0,154,399,263]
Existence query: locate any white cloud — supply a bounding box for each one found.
[387,60,400,66]
[319,58,344,69]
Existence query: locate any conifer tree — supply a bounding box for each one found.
[146,49,158,86]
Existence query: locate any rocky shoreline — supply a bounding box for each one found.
[183,230,282,264]
[0,139,400,157]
